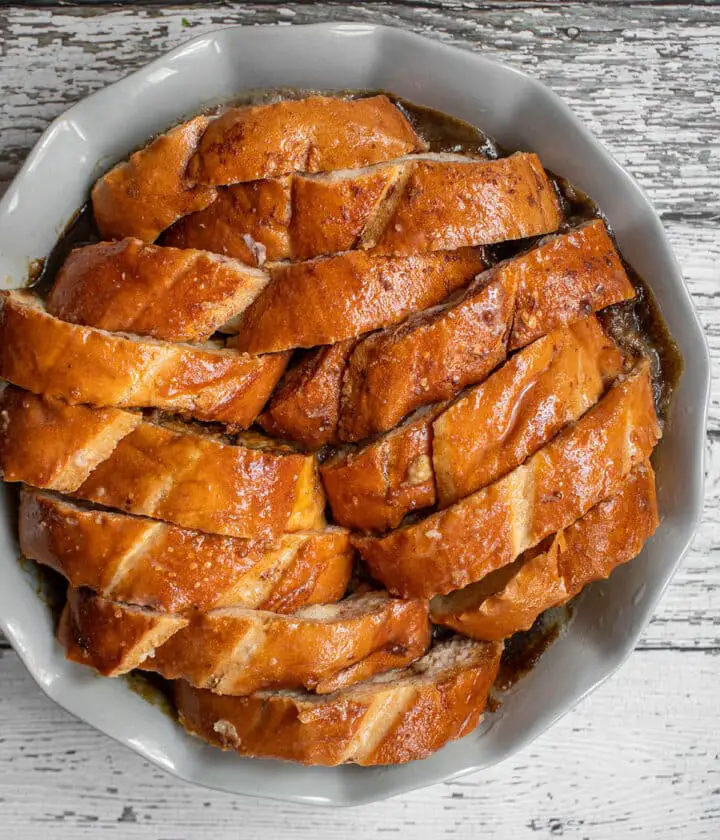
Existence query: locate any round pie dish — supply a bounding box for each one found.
[0,23,709,805]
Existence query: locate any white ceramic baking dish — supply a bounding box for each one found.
[0,23,709,805]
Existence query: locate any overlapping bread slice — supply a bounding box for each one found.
[362,152,562,254]
[163,177,293,266]
[187,95,425,186]
[20,490,351,614]
[0,388,324,540]
[353,362,660,598]
[257,340,356,449]
[60,588,430,695]
[170,151,563,264]
[0,291,288,427]
[336,221,634,441]
[230,248,487,354]
[47,239,268,343]
[320,405,442,533]
[174,637,503,766]
[432,316,628,507]
[322,318,624,532]
[430,460,658,640]
[337,268,515,442]
[92,115,217,241]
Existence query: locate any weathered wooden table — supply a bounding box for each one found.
[0,2,718,837]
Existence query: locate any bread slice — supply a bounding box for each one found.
[60,589,430,695]
[75,423,322,540]
[175,637,503,766]
[47,238,269,343]
[0,291,288,427]
[289,162,407,260]
[162,178,292,266]
[230,248,486,354]
[59,588,189,677]
[0,386,140,493]
[363,153,562,254]
[432,317,627,507]
[20,489,351,614]
[338,270,516,441]
[91,116,217,242]
[334,221,632,442]
[258,340,356,449]
[162,154,480,264]
[509,219,635,350]
[320,405,441,533]
[353,363,660,598]
[187,95,425,186]
[1,389,323,540]
[431,461,659,639]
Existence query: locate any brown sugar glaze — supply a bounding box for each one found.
[30,91,682,699]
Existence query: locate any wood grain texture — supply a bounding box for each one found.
[0,648,718,837]
[0,2,718,835]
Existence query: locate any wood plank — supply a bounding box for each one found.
[0,646,717,836]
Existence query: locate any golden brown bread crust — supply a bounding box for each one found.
[509,220,635,350]
[320,406,440,533]
[59,588,188,678]
[162,179,292,266]
[0,291,288,427]
[75,423,319,540]
[19,490,351,614]
[174,637,502,766]
[47,239,269,343]
[431,461,658,639]
[149,591,430,694]
[353,363,660,598]
[432,318,627,507]
[0,386,140,492]
[338,271,516,441]
[364,153,562,254]
[1,390,323,540]
[188,95,424,186]
[91,116,217,242]
[257,340,356,449]
[60,589,430,694]
[162,156,488,265]
[230,248,486,354]
[289,163,406,260]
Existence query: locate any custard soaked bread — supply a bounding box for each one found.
[187,95,425,186]
[257,340,356,450]
[430,461,658,640]
[231,248,487,354]
[354,364,660,598]
[338,271,515,441]
[0,388,324,540]
[1,92,672,770]
[336,222,634,441]
[60,588,430,694]
[0,291,288,427]
[432,317,628,507]
[174,637,503,766]
[47,239,268,343]
[362,152,562,254]
[92,116,217,242]
[169,153,563,263]
[20,490,352,614]
[163,177,293,266]
[322,318,624,533]
[320,405,442,533]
